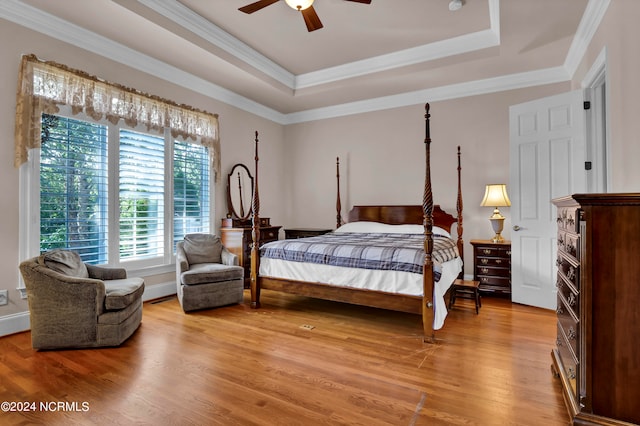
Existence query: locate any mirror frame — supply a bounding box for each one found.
[226,163,254,220]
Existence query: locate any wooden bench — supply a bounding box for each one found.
[448,279,481,314]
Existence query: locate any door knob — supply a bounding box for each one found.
[513,225,522,231]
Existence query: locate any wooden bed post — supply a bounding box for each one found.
[456,145,464,270]
[250,131,261,309]
[422,103,436,343]
[336,157,342,228]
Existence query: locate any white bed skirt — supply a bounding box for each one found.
[259,256,463,330]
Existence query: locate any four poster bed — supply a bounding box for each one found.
[249,104,464,342]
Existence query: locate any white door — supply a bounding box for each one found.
[509,90,587,309]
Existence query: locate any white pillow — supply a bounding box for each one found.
[334,221,390,233]
[335,221,451,237]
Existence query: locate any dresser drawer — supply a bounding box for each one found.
[557,274,579,318]
[556,206,580,233]
[557,296,579,357]
[243,227,279,245]
[261,228,279,243]
[556,322,578,397]
[557,230,580,261]
[556,253,579,290]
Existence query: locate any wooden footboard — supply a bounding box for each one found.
[250,103,463,343]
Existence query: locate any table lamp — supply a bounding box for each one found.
[480,184,511,243]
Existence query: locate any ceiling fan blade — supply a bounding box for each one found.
[239,0,279,14]
[301,5,323,32]
[344,0,372,4]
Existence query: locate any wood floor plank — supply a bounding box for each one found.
[0,290,568,425]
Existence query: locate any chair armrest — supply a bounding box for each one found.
[20,262,107,314]
[176,242,190,273]
[221,247,238,266]
[87,264,127,280]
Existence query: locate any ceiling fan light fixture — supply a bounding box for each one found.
[449,0,463,11]
[285,0,314,11]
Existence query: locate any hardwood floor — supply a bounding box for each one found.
[0,290,568,425]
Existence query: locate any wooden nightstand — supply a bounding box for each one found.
[470,239,511,296]
[284,228,332,239]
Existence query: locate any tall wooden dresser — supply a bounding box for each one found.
[551,194,640,425]
[220,218,281,288]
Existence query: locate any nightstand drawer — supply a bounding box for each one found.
[262,228,279,242]
[475,246,511,257]
[477,265,509,277]
[477,256,510,268]
[477,276,510,293]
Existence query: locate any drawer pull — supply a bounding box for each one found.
[480,267,489,274]
[567,266,576,281]
[495,259,502,265]
[567,326,576,340]
[482,249,492,255]
[481,277,489,283]
[556,305,564,315]
[481,258,489,264]
[506,250,511,256]
[568,293,577,307]
[567,367,576,380]
[556,337,562,347]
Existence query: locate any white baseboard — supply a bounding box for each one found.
[0,281,177,338]
[0,311,31,338]
[142,280,177,302]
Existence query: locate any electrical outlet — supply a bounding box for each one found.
[0,289,8,306]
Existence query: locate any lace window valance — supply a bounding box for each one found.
[14,54,220,178]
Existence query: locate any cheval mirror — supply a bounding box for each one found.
[226,163,254,223]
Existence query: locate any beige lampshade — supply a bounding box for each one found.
[285,0,314,10]
[480,184,511,243]
[480,184,511,209]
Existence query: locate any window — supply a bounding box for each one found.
[39,115,108,264]
[15,55,219,273]
[38,113,211,269]
[119,129,165,262]
[173,140,210,249]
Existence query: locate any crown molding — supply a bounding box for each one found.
[0,0,286,123]
[564,0,611,78]
[284,66,570,124]
[143,0,500,90]
[0,0,608,125]
[296,28,499,89]
[136,0,295,88]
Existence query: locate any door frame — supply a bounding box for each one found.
[581,46,610,193]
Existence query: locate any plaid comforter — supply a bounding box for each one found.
[260,232,459,275]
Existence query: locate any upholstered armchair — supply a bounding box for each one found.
[19,250,144,350]
[176,233,244,312]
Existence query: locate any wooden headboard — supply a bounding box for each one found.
[347,205,458,233]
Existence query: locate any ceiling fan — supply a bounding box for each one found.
[239,0,372,32]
